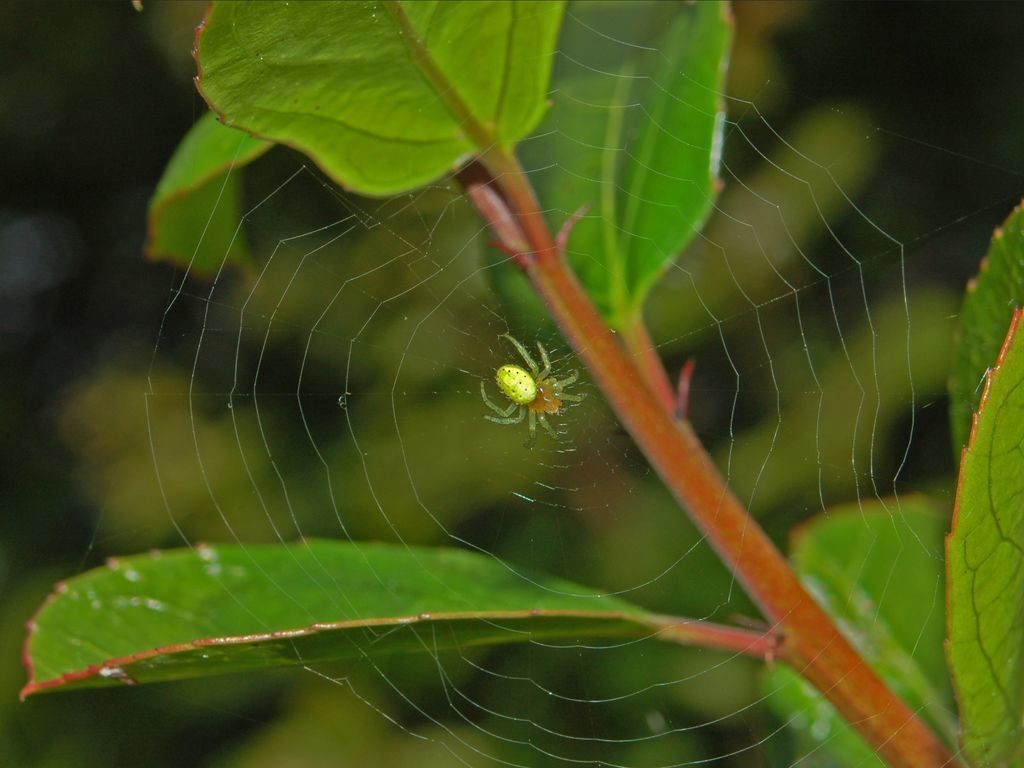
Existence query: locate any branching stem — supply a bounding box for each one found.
[650,615,781,662]
[462,150,955,768]
[621,311,677,416]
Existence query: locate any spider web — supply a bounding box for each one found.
[60,3,1024,766]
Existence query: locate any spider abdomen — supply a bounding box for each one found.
[481,335,581,441]
[496,364,537,405]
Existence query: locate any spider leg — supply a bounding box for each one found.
[536,341,551,380]
[486,406,525,425]
[502,334,539,378]
[537,413,558,438]
[481,381,518,417]
[557,370,578,388]
[485,403,520,419]
[558,392,584,403]
[522,410,538,447]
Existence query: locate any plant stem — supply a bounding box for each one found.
[464,151,954,768]
[650,615,780,661]
[620,311,677,416]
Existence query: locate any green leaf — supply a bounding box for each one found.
[146,111,271,274]
[521,1,731,326]
[764,664,886,768]
[194,1,564,198]
[949,202,1024,454]
[765,496,955,764]
[947,308,1024,766]
[22,540,654,697]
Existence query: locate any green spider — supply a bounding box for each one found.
[480,334,583,442]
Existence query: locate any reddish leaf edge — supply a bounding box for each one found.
[945,306,1024,753]
[21,605,643,700]
[21,549,777,700]
[190,5,461,200]
[143,120,272,273]
[949,198,1024,454]
[190,7,317,193]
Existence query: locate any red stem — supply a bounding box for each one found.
[651,616,779,662]
[621,311,677,416]
[465,152,954,768]
[676,359,696,422]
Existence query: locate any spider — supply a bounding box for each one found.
[480,334,583,443]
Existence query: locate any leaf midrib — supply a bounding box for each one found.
[382,0,502,152]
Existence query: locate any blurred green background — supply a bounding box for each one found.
[2,2,1023,766]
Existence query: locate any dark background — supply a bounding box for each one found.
[2,2,1022,766]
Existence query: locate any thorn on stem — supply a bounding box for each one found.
[555,204,590,255]
[675,358,696,421]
